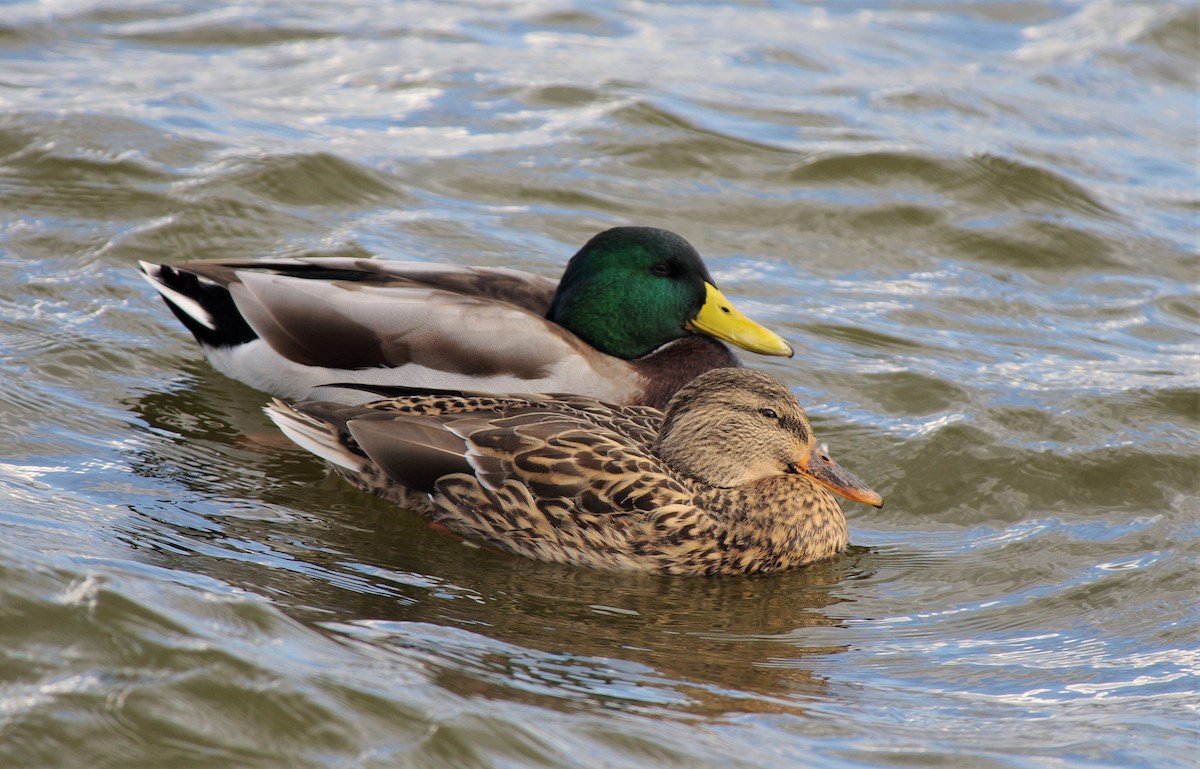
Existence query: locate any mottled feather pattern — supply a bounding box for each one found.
[267,368,879,576]
[356,391,663,447]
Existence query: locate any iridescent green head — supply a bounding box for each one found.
[547,227,793,360]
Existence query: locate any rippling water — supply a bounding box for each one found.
[1,1,1197,767]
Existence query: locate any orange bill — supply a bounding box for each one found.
[792,442,884,508]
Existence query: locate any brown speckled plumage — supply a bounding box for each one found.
[267,368,883,576]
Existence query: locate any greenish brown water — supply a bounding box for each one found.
[0,2,1197,768]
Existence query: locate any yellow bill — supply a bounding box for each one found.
[685,282,794,357]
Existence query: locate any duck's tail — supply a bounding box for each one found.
[264,399,364,473]
[138,261,258,349]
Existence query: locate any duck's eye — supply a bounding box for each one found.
[650,262,671,276]
[758,407,779,420]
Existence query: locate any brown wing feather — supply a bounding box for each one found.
[427,411,711,572]
[231,271,583,375]
[345,415,472,493]
[360,391,664,447]
[166,258,594,385]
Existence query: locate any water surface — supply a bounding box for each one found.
[0,2,1197,768]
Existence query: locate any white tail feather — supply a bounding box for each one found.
[264,401,360,472]
[138,261,218,331]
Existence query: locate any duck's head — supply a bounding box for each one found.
[656,368,883,507]
[548,227,793,360]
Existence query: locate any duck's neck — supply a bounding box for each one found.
[630,336,739,410]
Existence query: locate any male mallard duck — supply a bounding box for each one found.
[266,368,883,576]
[140,227,793,407]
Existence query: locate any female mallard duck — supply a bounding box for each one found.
[140,227,793,408]
[266,368,883,576]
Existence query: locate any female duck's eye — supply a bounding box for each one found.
[758,408,778,420]
[650,262,671,276]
